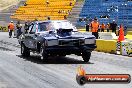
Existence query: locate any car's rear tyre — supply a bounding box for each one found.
[82,51,91,62]
[40,45,48,61]
[21,43,30,57]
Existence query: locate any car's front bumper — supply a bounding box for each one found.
[45,44,97,54]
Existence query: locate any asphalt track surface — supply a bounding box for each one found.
[0,32,132,88]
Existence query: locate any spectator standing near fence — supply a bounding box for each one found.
[124,25,127,36]
[106,23,110,32]
[85,23,89,32]
[16,21,22,38]
[98,25,101,32]
[110,20,117,35]
[101,23,105,32]
[90,18,100,39]
[24,21,30,34]
[8,21,15,38]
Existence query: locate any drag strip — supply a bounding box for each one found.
[0,32,131,88]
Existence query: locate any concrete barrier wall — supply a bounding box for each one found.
[125,35,132,40]
[121,41,132,56]
[95,39,132,56]
[95,39,117,54]
[127,31,132,35]
[125,31,132,40]
[0,26,8,32]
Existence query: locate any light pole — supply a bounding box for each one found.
[122,2,127,27]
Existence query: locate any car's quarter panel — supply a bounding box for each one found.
[44,36,58,46]
[84,37,96,44]
[85,39,96,44]
[47,40,58,46]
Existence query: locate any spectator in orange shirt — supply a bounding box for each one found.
[8,21,15,38]
[90,18,100,39]
[101,23,105,32]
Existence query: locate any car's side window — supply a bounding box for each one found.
[29,24,34,33]
[32,24,37,33]
[29,24,38,34]
[38,22,50,32]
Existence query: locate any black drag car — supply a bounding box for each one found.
[19,20,96,62]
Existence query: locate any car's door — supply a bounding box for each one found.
[24,23,38,49]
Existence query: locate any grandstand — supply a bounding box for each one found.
[10,0,132,28]
[77,0,132,28]
[11,0,76,21]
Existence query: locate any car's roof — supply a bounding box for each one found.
[35,20,77,31]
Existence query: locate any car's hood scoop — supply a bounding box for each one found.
[56,35,72,39]
[56,29,72,38]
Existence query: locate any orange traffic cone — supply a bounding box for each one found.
[118,24,125,42]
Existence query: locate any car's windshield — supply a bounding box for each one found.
[38,22,53,32]
[37,21,77,32]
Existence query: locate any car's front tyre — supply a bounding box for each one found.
[40,45,48,61]
[82,51,91,62]
[21,43,30,57]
